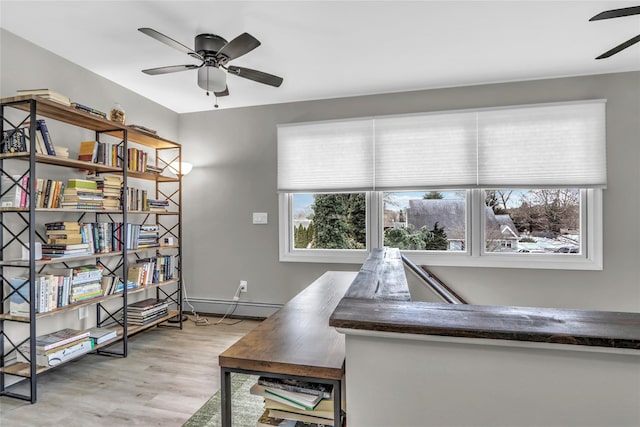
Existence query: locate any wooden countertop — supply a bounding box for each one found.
[329,248,640,351]
[330,299,640,350]
[219,271,356,380]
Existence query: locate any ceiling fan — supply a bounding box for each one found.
[590,5,640,59]
[138,27,283,98]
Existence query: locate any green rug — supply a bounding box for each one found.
[183,374,264,427]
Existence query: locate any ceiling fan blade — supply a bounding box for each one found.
[216,33,261,62]
[138,27,203,61]
[215,87,230,97]
[596,34,640,59]
[142,64,201,75]
[590,5,640,21]
[227,66,283,87]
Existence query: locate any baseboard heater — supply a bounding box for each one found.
[183,297,282,318]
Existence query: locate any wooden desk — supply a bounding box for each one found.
[218,271,356,426]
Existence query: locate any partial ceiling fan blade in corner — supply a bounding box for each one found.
[596,34,640,59]
[215,87,230,97]
[590,5,640,21]
[227,66,283,87]
[216,33,261,61]
[138,28,203,60]
[142,64,201,75]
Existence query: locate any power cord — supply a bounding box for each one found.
[182,278,243,326]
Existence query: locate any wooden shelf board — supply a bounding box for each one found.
[0,152,123,173]
[1,95,179,149]
[0,332,125,378]
[0,313,30,322]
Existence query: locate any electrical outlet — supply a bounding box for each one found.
[78,306,88,319]
[239,280,248,293]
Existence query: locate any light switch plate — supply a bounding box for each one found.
[253,212,268,224]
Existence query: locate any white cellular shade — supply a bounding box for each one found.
[277,100,607,192]
[375,111,478,190]
[477,101,606,187]
[277,119,374,192]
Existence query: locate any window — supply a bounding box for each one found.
[278,100,605,269]
[383,191,466,252]
[484,189,581,255]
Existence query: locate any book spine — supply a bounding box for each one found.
[37,119,55,156]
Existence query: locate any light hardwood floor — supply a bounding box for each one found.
[0,315,261,427]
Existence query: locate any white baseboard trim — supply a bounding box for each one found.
[183,297,282,318]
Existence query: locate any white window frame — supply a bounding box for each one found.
[279,189,603,270]
[278,192,373,264]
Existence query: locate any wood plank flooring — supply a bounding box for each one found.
[0,315,261,426]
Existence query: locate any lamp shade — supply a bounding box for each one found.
[198,66,226,92]
[169,161,193,176]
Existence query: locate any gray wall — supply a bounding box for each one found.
[179,71,640,314]
[2,29,639,316]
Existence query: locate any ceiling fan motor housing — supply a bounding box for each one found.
[195,34,228,57]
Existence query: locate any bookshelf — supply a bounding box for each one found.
[0,95,183,403]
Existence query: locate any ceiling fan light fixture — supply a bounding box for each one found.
[198,66,226,92]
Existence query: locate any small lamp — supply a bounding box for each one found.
[169,161,193,176]
[197,66,226,92]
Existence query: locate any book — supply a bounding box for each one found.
[264,396,336,420]
[127,298,166,311]
[77,140,98,163]
[34,328,91,351]
[258,376,333,399]
[45,221,81,230]
[265,388,323,411]
[87,327,117,345]
[256,410,298,427]
[1,128,26,153]
[70,102,107,119]
[1,175,23,207]
[8,277,30,316]
[29,338,94,367]
[67,178,98,190]
[268,409,333,426]
[37,119,55,155]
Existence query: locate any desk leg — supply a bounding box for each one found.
[221,368,232,427]
[334,379,342,427]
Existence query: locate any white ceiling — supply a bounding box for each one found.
[1,1,639,114]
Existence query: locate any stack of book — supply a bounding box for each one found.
[250,377,340,427]
[18,328,93,367]
[147,198,169,212]
[126,298,169,325]
[88,175,122,209]
[17,88,71,107]
[61,179,103,210]
[70,265,104,303]
[138,224,160,248]
[43,222,92,258]
[46,221,82,244]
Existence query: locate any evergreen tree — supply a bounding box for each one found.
[347,193,366,248]
[312,194,350,249]
[423,191,444,199]
[421,222,448,250]
[306,222,314,247]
